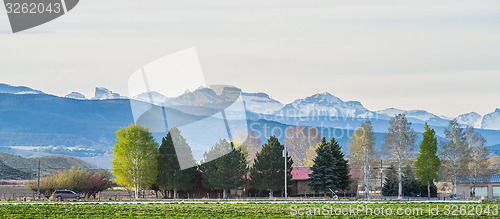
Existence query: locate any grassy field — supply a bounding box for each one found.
[0,202,498,218]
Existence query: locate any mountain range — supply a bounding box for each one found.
[1,82,500,168]
[60,85,500,130]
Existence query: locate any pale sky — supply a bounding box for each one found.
[0,0,499,117]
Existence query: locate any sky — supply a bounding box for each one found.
[0,0,499,117]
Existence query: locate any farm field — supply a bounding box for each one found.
[0,202,498,218]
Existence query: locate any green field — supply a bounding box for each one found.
[0,202,498,218]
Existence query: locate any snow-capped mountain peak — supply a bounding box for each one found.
[92,87,126,100]
[480,109,500,130]
[65,92,86,100]
[0,83,44,95]
[405,110,437,121]
[456,112,482,127]
[276,92,372,118]
[132,91,169,105]
[377,108,406,117]
[241,92,284,114]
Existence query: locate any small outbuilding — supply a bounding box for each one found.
[456,174,500,199]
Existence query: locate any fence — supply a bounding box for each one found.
[1,192,38,201]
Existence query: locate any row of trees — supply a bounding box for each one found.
[441,119,490,198]
[348,113,489,199]
[111,124,295,199]
[382,163,437,197]
[112,113,489,200]
[27,166,113,198]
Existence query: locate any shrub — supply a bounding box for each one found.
[26,166,113,198]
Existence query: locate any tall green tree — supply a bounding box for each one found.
[414,123,441,199]
[330,137,351,191]
[111,124,158,199]
[157,127,197,199]
[383,114,417,199]
[349,120,378,198]
[308,138,339,196]
[200,139,248,199]
[440,118,467,197]
[250,135,293,197]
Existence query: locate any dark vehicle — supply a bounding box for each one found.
[51,190,85,200]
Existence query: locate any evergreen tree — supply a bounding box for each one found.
[250,135,293,197]
[157,127,197,199]
[200,139,248,199]
[308,138,339,196]
[402,164,421,197]
[414,123,441,199]
[382,163,398,196]
[420,182,438,198]
[330,137,351,191]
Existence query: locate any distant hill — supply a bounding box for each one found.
[0,160,31,180]
[0,152,97,180]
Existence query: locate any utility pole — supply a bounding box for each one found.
[284,145,287,200]
[37,160,40,200]
[380,159,383,199]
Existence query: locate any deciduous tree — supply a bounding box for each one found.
[285,126,321,167]
[26,166,113,198]
[383,114,417,199]
[440,119,467,197]
[232,130,261,165]
[111,124,158,199]
[463,126,490,198]
[349,120,378,198]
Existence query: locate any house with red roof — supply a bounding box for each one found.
[291,167,359,197]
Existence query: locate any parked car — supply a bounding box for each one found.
[51,190,85,200]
